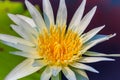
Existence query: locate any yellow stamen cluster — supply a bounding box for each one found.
[38,25,82,66]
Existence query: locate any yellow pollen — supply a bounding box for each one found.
[38,25,82,66]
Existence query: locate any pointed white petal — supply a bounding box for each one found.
[25,0,46,31]
[80,57,114,63]
[75,70,89,80]
[0,34,35,47]
[32,59,47,67]
[76,6,97,35]
[56,0,67,26]
[51,66,61,76]
[43,0,54,27]
[11,24,33,41]
[82,25,105,43]
[70,63,99,73]
[74,69,89,80]
[81,33,116,53]
[84,51,120,57]
[5,59,42,80]
[2,40,36,53]
[10,51,40,59]
[88,34,106,41]
[8,14,38,38]
[16,15,36,28]
[41,67,52,80]
[69,0,86,30]
[62,67,76,80]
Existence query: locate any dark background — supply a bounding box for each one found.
[9,0,120,80]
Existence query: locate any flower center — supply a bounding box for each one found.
[38,25,82,66]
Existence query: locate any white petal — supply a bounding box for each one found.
[81,33,116,53]
[69,0,86,30]
[11,24,33,41]
[56,0,67,26]
[5,59,42,80]
[10,51,40,59]
[80,57,114,63]
[41,66,52,80]
[84,51,120,57]
[70,63,99,73]
[16,15,36,28]
[32,59,47,67]
[43,0,54,27]
[51,66,61,76]
[62,67,76,80]
[81,25,105,43]
[25,0,46,31]
[8,14,38,38]
[88,34,106,41]
[75,6,97,35]
[2,40,36,53]
[73,69,89,80]
[0,34,35,47]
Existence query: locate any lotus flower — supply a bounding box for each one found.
[0,0,119,80]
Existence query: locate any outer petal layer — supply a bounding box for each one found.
[41,66,52,80]
[43,0,54,27]
[56,0,67,26]
[16,15,36,28]
[76,6,97,35]
[25,0,46,32]
[70,63,99,73]
[84,51,120,57]
[5,59,42,80]
[81,25,105,43]
[81,34,116,53]
[69,0,86,30]
[79,57,114,63]
[0,34,35,47]
[62,67,76,80]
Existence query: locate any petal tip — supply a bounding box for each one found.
[25,0,28,3]
[92,6,97,12]
[109,33,116,38]
[25,0,31,7]
[10,24,15,27]
[92,68,99,73]
[7,14,16,20]
[96,70,99,73]
[102,25,105,28]
[110,59,115,61]
[113,33,117,36]
[94,6,97,9]
[99,25,105,30]
[8,13,13,17]
[83,0,86,3]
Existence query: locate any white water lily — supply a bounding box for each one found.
[0,0,120,80]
